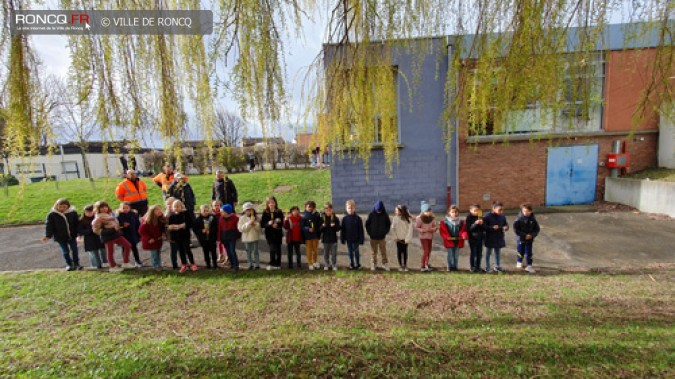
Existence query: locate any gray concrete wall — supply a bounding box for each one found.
[659,104,675,169]
[330,38,455,213]
[605,177,675,217]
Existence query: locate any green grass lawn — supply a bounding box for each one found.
[0,270,672,377]
[0,169,330,225]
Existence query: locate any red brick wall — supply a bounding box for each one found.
[457,133,658,209]
[604,49,660,132]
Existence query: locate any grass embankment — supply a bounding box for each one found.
[0,169,330,225]
[1,270,672,377]
[626,167,675,182]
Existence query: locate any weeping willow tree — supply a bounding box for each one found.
[0,0,673,176]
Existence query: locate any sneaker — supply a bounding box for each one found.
[420,267,428,272]
[404,267,409,272]
[314,262,321,269]
[494,267,505,273]
[470,267,477,273]
[516,262,523,269]
[266,265,273,271]
[109,266,124,273]
[309,265,314,271]
[324,266,330,271]
[382,264,390,272]
[75,265,84,271]
[65,265,75,271]
[102,263,109,268]
[254,266,260,270]
[179,265,188,273]
[525,265,536,273]
[190,264,198,272]
[398,267,404,272]
[248,266,255,271]
[370,263,376,272]
[122,262,135,269]
[135,262,143,268]
[332,266,338,271]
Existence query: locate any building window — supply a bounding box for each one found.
[468,53,605,135]
[15,163,43,175]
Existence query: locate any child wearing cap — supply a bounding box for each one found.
[415,201,437,272]
[218,204,240,271]
[238,202,262,270]
[365,200,391,271]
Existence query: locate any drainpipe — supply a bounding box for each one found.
[610,140,622,178]
[446,38,459,210]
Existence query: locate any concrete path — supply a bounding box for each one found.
[1,210,674,273]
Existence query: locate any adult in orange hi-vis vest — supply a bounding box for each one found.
[153,164,188,199]
[116,170,149,217]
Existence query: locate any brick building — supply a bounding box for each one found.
[329,23,667,212]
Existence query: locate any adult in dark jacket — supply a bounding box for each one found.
[117,203,143,267]
[483,202,509,273]
[211,170,238,206]
[465,204,485,273]
[513,203,541,273]
[167,173,196,218]
[41,198,82,271]
[77,205,107,269]
[341,200,365,269]
[261,196,284,270]
[365,200,391,271]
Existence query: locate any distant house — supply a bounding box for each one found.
[241,137,286,147]
[3,141,155,182]
[328,23,665,212]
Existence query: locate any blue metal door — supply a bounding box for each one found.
[546,145,599,205]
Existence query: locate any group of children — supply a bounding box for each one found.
[43,196,540,274]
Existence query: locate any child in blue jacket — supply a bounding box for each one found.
[483,201,508,273]
[513,203,540,273]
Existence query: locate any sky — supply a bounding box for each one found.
[29,2,329,145]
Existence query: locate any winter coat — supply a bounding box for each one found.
[45,206,79,243]
[365,201,391,240]
[238,213,262,243]
[194,214,219,243]
[261,208,284,244]
[167,181,196,212]
[415,215,437,240]
[483,212,509,248]
[465,213,485,241]
[218,214,240,241]
[117,211,141,245]
[92,212,123,243]
[167,211,193,242]
[283,214,304,244]
[211,178,238,205]
[77,215,104,251]
[340,213,365,244]
[301,210,322,240]
[513,213,540,242]
[139,221,165,250]
[319,213,341,244]
[439,217,468,248]
[390,215,413,244]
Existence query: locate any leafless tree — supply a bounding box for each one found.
[214,107,245,147]
[50,76,98,181]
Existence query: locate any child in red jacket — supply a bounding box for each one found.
[439,205,468,272]
[283,206,304,269]
[139,205,166,270]
[218,204,240,271]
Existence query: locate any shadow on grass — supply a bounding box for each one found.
[8,338,672,378]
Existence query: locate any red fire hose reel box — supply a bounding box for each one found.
[607,153,629,168]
